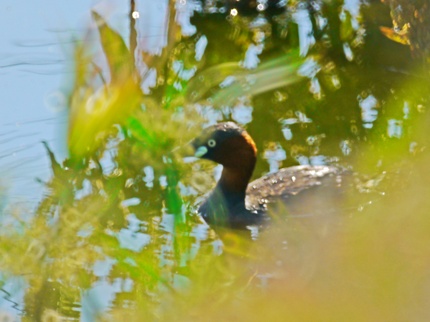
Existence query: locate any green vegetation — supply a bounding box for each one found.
[1,0,430,320]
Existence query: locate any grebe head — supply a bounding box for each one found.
[192,122,257,170]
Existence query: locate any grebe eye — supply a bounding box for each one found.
[207,139,216,147]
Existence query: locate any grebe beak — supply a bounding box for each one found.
[194,146,208,158]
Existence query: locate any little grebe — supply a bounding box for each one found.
[192,122,348,230]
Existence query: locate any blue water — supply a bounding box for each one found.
[0,1,131,205]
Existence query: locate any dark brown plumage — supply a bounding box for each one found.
[193,122,348,230]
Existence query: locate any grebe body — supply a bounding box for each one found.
[193,122,348,229]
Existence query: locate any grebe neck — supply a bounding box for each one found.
[217,159,256,197]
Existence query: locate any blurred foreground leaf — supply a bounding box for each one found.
[186,51,304,106]
[68,12,142,161]
[69,80,143,160]
[92,11,134,81]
